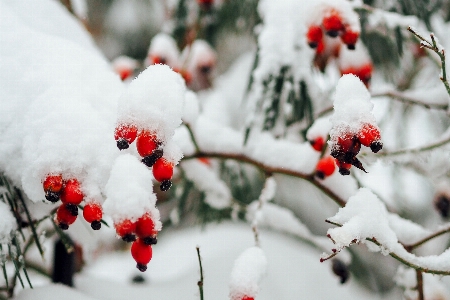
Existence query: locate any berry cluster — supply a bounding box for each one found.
[114,212,158,272]
[330,124,382,175]
[43,175,103,230]
[340,64,372,88]
[114,123,175,191]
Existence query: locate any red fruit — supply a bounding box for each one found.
[315,156,336,179]
[322,12,344,37]
[341,29,359,50]
[149,55,167,65]
[336,133,359,154]
[56,204,77,230]
[43,174,63,193]
[83,202,103,230]
[152,158,174,182]
[242,297,254,300]
[114,123,138,150]
[131,238,153,272]
[358,64,373,88]
[115,219,137,242]
[335,159,352,176]
[198,157,211,165]
[60,179,84,205]
[118,68,133,81]
[358,123,381,147]
[174,68,192,85]
[136,213,158,245]
[306,25,323,49]
[136,130,159,157]
[310,136,325,152]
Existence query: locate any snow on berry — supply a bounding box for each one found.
[114,122,138,150]
[0,201,17,244]
[83,202,103,230]
[145,33,180,68]
[229,246,267,300]
[43,174,64,203]
[111,55,139,81]
[306,117,332,152]
[338,43,373,88]
[103,154,162,234]
[131,238,153,272]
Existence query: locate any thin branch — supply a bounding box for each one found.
[196,246,204,300]
[184,123,201,153]
[371,90,448,110]
[404,224,450,251]
[376,133,450,157]
[416,270,424,300]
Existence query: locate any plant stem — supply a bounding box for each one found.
[404,224,450,251]
[196,246,204,300]
[416,270,424,300]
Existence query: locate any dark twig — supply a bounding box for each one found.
[196,246,204,300]
[416,270,424,300]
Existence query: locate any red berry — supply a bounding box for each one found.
[306,25,323,49]
[322,12,344,37]
[242,297,254,300]
[358,123,381,147]
[173,68,192,85]
[60,179,84,205]
[358,64,372,88]
[341,29,359,50]
[135,213,158,240]
[131,238,153,272]
[56,204,77,230]
[315,156,336,179]
[83,202,103,230]
[43,174,63,193]
[149,55,167,65]
[114,123,138,150]
[152,158,174,182]
[136,130,159,157]
[335,159,352,176]
[115,219,137,242]
[337,133,359,154]
[310,136,325,152]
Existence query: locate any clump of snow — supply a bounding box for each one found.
[0,201,16,244]
[305,0,361,33]
[337,42,371,71]
[229,246,267,300]
[111,55,139,80]
[103,154,161,231]
[182,90,200,126]
[146,33,180,68]
[306,117,332,142]
[180,160,231,209]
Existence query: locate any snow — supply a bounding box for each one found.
[306,117,332,142]
[146,33,180,68]
[13,283,99,300]
[0,201,17,244]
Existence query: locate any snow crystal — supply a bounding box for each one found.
[146,33,180,68]
[180,160,232,209]
[0,201,16,244]
[229,246,267,300]
[116,64,186,145]
[103,154,161,231]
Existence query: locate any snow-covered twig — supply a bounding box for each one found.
[404,223,450,251]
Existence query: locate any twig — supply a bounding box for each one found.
[376,134,450,157]
[416,270,424,300]
[196,246,204,300]
[371,90,448,110]
[404,224,450,251]
[184,123,201,153]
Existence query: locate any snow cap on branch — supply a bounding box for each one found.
[229,246,267,300]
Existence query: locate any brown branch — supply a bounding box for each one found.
[404,224,450,251]
[371,90,448,110]
[416,270,424,300]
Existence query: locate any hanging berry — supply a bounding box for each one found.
[131,238,153,272]
[83,202,103,230]
[358,123,382,153]
[341,28,359,50]
[241,297,254,300]
[55,204,78,230]
[135,213,158,245]
[114,123,138,150]
[136,130,163,167]
[332,259,350,284]
[152,158,174,191]
[335,159,352,176]
[60,179,84,205]
[114,219,137,242]
[315,156,336,179]
[306,25,323,49]
[310,136,325,152]
[43,174,64,203]
[322,11,344,37]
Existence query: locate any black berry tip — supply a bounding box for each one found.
[58,222,69,230]
[315,171,325,180]
[308,42,318,49]
[142,149,164,167]
[347,44,356,50]
[332,259,349,284]
[160,180,172,192]
[65,204,78,216]
[122,234,136,243]
[370,141,383,153]
[339,168,351,176]
[326,30,339,38]
[143,236,157,245]
[435,195,450,218]
[91,220,101,230]
[116,139,130,150]
[136,263,147,272]
[45,191,60,203]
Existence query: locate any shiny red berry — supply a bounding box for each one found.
[114,123,138,150]
[315,156,336,179]
[242,297,254,300]
[310,136,325,152]
[335,159,352,176]
[341,29,359,50]
[115,219,137,242]
[322,12,344,37]
[136,213,158,244]
[136,130,159,157]
[358,123,381,147]
[56,204,77,230]
[131,238,153,272]
[152,158,173,182]
[43,174,64,202]
[306,25,323,49]
[60,179,84,205]
[83,202,103,230]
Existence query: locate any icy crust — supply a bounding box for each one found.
[327,188,450,273]
[229,246,267,300]
[103,154,161,231]
[146,33,180,68]
[180,160,231,209]
[116,64,186,156]
[329,74,377,145]
[0,201,17,244]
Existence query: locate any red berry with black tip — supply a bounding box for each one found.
[131,238,153,272]
[83,202,103,230]
[306,25,323,49]
[114,123,138,150]
[153,158,173,182]
[135,213,158,242]
[315,156,336,179]
[60,179,84,205]
[341,29,359,50]
[242,297,254,300]
[136,130,159,158]
[43,174,63,203]
[115,219,137,242]
[56,204,77,230]
[322,12,344,37]
[358,123,382,153]
[310,136,325,152]
[335,159,352,176]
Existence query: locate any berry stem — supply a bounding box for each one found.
[184,123,201,153]
[196,246,204,300]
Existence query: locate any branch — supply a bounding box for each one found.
[416,270,424,300]
[196,246,204,300]
[376,133,450,157]
[404,224,450,251]
[371,90,448,110]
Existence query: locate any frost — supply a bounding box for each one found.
[229,246,267,300]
